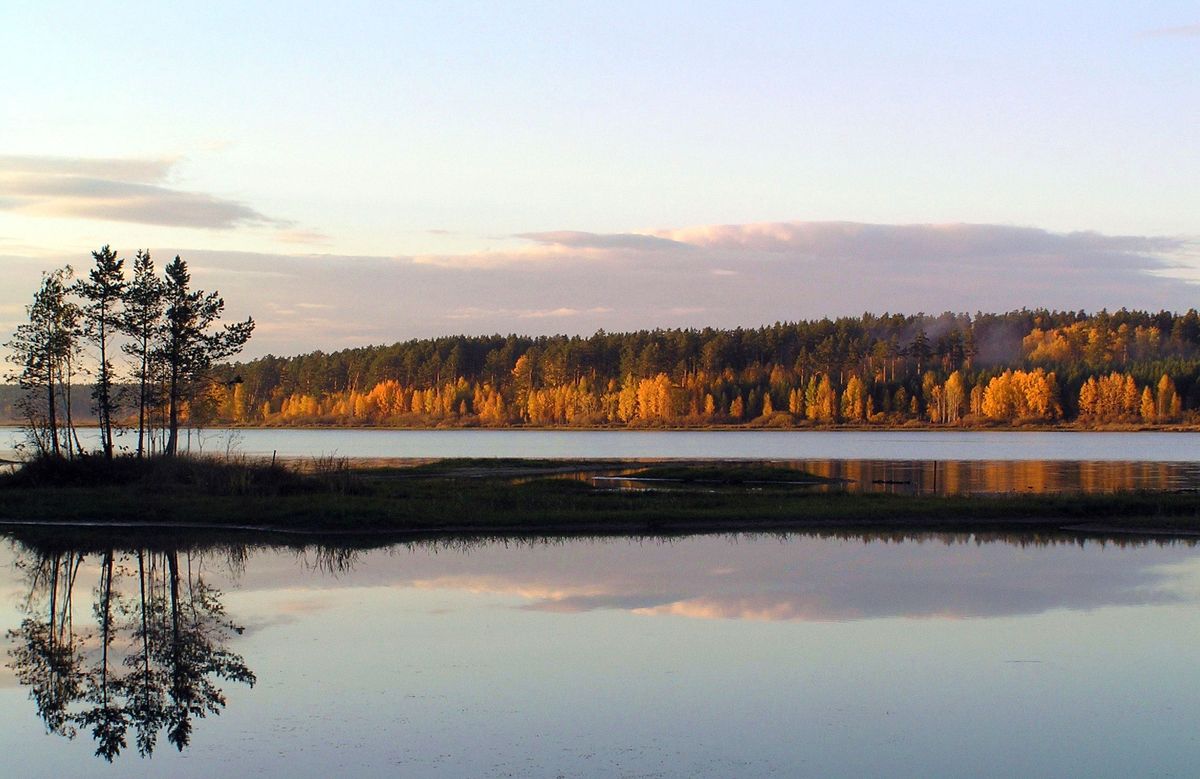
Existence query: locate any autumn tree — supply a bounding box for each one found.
[841,375,866,421]
[943,371,967,424]
[1140,386,1156,421]
[1157,374,1181,420]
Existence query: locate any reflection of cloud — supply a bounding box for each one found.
[233,535,1200,624]
[634,596,850,622]
[411,575,612,604]
[0,154,288,229]
[233,592,339,636]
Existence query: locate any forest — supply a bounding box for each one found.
[203,309,1200,429]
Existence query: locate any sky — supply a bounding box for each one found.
[1,2,1198,358]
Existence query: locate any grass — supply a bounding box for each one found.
[2,454,1199,539]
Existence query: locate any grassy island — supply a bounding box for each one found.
[2,455,1199,541]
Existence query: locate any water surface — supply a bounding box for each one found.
[4,425,1200,461]
[3,531,1199,777]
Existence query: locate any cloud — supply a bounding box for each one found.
[0,154,288,229]
[5,220,1194,358]
[445,305,613,321]
[520,306,612,319]
[276,229,331,245]
[189,264,296,279]
[516,230,689,251]
[654,221,1188,267]
[0,154,178,182]
[1142,23,1200,37]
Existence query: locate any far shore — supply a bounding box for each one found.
[4,420,1200,434]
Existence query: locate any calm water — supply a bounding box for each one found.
[6,426,1199,494]
[2,532,1200,777]
[3,425,1200,461]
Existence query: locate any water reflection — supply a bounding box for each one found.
[586,459,1200,495]
[4,530,1199,767]
[5,543,254,760]
[289,532,1198,622]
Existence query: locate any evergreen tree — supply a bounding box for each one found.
[157,256,254,456]
[75,245,127,459]
[4,268,80,456]
[121,251,164,458]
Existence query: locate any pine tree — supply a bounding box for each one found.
[4,268,80,456]
[121,251,164,457]
[157,256,254,456]
[75,245,127,459]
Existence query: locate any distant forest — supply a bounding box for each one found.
[5,308,1199,429]
[174,309,1199,428]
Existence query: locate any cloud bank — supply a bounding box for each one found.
[0,154,286,229]
[2,220,1195,357]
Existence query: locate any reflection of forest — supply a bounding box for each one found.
[792,459,1200,495]
[583,460,1200,495]
[6,544,254,761]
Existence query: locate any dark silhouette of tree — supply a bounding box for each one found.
[76,550,129,759]
[6,549,87,738]
[4,268,80,457]
[157,256,255,456]
[123,549,166,756]
[121,250,165,458]
[74,246,127,459]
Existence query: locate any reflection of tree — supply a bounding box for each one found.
[5,543,255,761]
[8,549,87,738]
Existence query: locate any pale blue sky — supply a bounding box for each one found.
[1,2,1198,354]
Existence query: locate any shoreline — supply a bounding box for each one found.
[4,422,1200,434]
[3,457,1200,541]
[3,515,1200,540]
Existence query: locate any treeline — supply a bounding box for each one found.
[207,309,1200,428]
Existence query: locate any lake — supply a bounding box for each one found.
[2,531,1199,777]
[5,426,1199,494]
[4,426,1200,461]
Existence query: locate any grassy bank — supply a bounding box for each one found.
[2,455,1199,539]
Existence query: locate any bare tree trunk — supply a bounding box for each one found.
[47,350,60,458]
[137,347,148,458]
[167,363,180,456]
